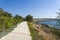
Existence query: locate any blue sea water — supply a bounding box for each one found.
[38,20,60,29]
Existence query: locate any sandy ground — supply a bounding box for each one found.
[0,21,32,40]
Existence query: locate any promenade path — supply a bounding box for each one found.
[0,21,32,40]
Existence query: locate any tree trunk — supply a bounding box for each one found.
[2,23,5,32]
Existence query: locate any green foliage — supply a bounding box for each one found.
[0,8,23,32]
[56,11,60,37]
[48,27,60,38]
[28,22,45,40]
[4,17,14,28]
[0,8,33,33]
[0,8,34,38]
[14,15,23,24]
[52,28,60,37]
[28,22,38,40]
[4,12,12,17]
[26,15,33,22]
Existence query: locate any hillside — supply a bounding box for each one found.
[34,23,60,40]
[28,22,60,40]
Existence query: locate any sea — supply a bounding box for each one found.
[37,20,60,29]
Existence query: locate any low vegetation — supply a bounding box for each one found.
[0,8,24,38]
[28,22,45,40]
[48,27,60,38]
[0,8,33,38]
[41,24,60,40]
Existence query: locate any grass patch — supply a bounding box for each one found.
[49,27,60,38]
[27,22,45,40]
[28,22,38,40]
[0,21,22,39]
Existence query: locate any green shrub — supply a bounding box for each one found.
[28,22,45,40]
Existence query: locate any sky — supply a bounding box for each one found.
[0,0,60,18]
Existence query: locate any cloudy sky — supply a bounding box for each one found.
[0,0,60,18]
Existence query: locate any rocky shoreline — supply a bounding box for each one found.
[33,22,60,40]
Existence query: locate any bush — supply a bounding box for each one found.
[26,15,33,22]
[28,22,45,40]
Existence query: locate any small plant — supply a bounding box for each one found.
[28,22,45,40]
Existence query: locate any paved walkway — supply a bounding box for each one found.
[0,21,32,40]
